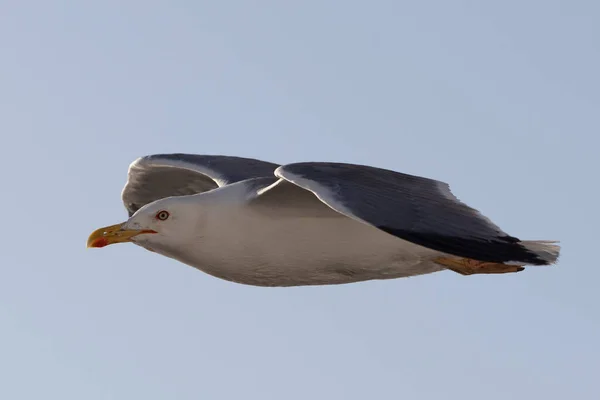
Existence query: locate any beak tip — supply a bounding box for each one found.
[87,237,109,248]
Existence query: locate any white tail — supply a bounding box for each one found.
[521,240,561,265]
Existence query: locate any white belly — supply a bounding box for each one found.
[161,205,448,287]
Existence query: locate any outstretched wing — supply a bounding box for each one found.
[269,162,549,265]
[121,153,279,216]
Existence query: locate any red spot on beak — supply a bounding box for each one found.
[89,237,109,248]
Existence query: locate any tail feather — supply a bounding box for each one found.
[521,240,561,265]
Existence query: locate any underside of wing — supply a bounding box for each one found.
[121,153,279,216]
[274,162,559,266]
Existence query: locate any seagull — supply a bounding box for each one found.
[87,154,560,287]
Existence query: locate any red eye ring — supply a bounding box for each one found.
[156,210,170,221]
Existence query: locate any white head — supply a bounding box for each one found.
[87,196,206,252]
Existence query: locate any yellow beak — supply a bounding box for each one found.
[87,223,157,248]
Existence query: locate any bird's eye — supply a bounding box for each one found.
[156,210,170,221]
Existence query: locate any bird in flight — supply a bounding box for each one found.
[87,154,560,287]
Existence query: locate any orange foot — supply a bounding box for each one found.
[434,257,525,275]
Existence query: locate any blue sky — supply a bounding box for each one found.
[1,1,598,399]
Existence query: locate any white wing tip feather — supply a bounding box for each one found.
[521,240,561,265]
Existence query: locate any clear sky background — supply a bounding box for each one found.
[1,1,598,399]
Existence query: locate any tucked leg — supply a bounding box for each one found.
[434,257,525,275]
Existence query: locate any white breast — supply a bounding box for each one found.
[167,201,447,287]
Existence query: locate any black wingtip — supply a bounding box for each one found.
[377,227,550,265]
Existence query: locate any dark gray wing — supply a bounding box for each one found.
[271,162,548,265]
[121,153,279,216]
